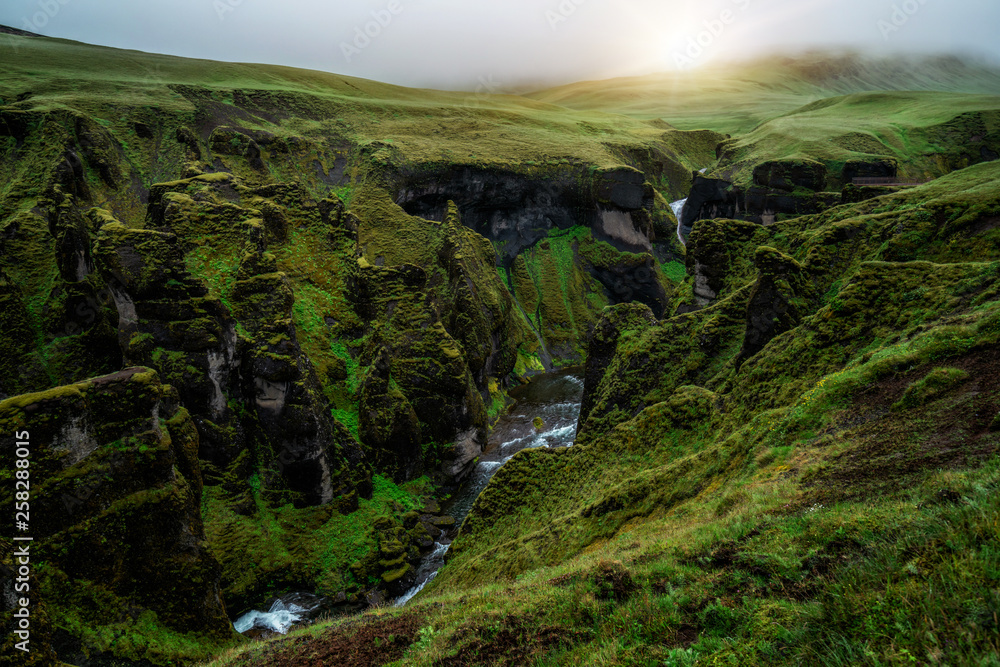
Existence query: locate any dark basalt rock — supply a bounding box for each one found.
[73,116,122,189]
[734,246,815,369]
[681,173,842,235]
[685,218,760,308]
[743,187,841,219]
[0,193,123,400]
[578,302,658,428]
[230,226,365,507]
[208,126,265,170]
[0,268,46,398]
[47,193,94,283]
[841,183,900,204]
[752,159,827,191]
[0,368,236,663]
[358,346,424,482]
[397,166,595,264]
[175,126,202,160]
[588,253,669,318]
[93,222,239,436]
[842,157,898,183]
[680,174,742,237]
[392,167,669,346]
[53,149,90,200]
[394,165,655,263]
[595,166,647,209]
[134,121,155,139]
[348,515,426,598]
[347,204,520,486]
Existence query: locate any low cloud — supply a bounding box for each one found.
[0,0,996,89]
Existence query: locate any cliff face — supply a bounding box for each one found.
[5,32,1000,667]
[0,368,235,665]
[401,161,1000,667]
[0,36,705,663]
[441,160,1000,590]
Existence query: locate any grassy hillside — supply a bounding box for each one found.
[712,90,1000,187]
[207,161,1000,667]
[0,32,717,173]
[0,30,704,665]
[526,53,1000,134]
[2,27,999,667]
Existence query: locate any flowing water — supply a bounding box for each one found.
[232,593,326,635]
[670,198,687,246]
[394,368,585,606]
[232,369,586,628]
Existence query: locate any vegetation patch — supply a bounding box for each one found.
[214,612,423,667]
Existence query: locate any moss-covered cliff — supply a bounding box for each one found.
[0,29,705,665]
[2,28,999,667]
[410,160,1000,665]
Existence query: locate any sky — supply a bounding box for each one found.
[1,0,998,90]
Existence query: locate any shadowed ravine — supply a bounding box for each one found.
[394,369,585,606]
[231,369,585,629]
[3,28,1000,664]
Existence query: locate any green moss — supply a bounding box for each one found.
[892,366,970,411]
[511,254,540,319]
[516,226,624,362]
[331,407,360,442]
[39,565,232,664]
[381,564,412,584]
[661,260,687,283]
[204,473,424,608]
[412,161,1000,667]
[7,32,1000,667]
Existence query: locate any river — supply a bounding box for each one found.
[232,368,585,629]
[394,368,585,605]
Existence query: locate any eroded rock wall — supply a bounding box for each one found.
[0,368,235,664]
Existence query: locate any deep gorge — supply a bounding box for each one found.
[2,35,999,666]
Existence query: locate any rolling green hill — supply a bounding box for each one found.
[0,32,715,172]
[526,52,1000,134]
[0,28,998,667]
[711,90,1000,187]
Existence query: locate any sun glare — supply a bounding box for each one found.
[649,0,782,71]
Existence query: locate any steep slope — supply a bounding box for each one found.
[0,30,707,664]
[213,161,1000,667]
[2,29,999,667]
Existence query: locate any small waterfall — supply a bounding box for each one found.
[234,597,317,635]
[233,371,587,620]
[394,541,451,607]
[670,198,687,247]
